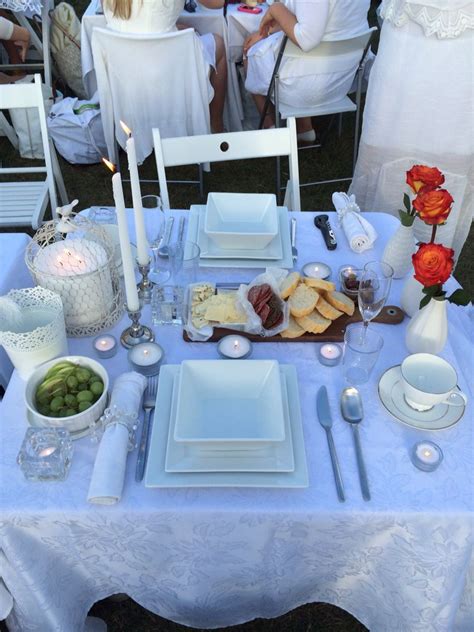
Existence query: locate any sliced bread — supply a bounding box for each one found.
[295,310,332,334]
[288,284,319,318]
[279,314,306,338]
[303,277,336,293]
[324,290,355,316]
[314,295,344,320]
[280,272,301,299]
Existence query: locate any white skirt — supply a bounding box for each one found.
[245,32,358,109]
[350,19,474,257]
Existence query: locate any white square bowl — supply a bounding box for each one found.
[204,193,278,251]
[174,360,285,448]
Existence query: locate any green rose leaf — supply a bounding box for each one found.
[419,294,432,310]
[403,193,411,212]
[447,289,472,306]
[399,209,415,227]
[422,284,442,296]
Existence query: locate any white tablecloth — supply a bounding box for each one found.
[81,1,244,132]
[0,233,33,389]
[0,212,472,632]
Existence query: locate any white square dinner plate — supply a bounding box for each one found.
[197,206,283,260]
[205,193,278,251]
[165,370,295,473]
[145,365,309,488]
[188,206,294,269]
[174,360,285,448]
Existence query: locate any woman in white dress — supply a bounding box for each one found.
[243,0,369,139]
[350,0,474,257]
[103,0,227,132]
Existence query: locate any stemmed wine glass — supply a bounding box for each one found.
[358,261,394,338]
[142,195,170,286]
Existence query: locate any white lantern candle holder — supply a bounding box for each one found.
[25,216,124,337]
[0,287,68,379]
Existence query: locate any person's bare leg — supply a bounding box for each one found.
[209,34,227,133]
[296,117,313,133]
[243,57,275,128]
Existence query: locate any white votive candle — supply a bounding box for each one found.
[128,342,164,376]
[217,335,252,359]
[302,261,332,280]
[318,343,342,367]
[93,334,118,359]
[411,441,443,472]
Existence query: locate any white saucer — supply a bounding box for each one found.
[197,206,283,260]
[378,365,466,431]
[145,364,308,488]
[165,371,295,473]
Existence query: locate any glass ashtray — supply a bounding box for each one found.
[151,285,185,326]
[17,427,73,481]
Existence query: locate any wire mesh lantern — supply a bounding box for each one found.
[25,207,124,337]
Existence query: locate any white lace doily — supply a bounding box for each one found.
[381,0,474,38]
[0,0,42,14]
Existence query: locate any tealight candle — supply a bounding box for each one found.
[318,343,342,367]
[217,335,252,359]
[93,334,118,359]
[302,261,332,280]
[128,342,164,376]
[411,441,443,472]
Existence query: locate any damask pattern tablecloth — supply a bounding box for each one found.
[0,212,472,632]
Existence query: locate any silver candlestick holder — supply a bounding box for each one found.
[137,259,154,304]
[120,306,154,348]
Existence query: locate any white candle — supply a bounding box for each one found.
[302,261,332,280]
[39,446,57,457]
[121,122,149,266]
[93,334,118,359]
[411,441,443,472]
[128,342,164,376]
[318,343,342,367]
[111,170,140,312]
[217,335,252,359]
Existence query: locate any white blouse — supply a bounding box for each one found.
[0,16,14,40]
[103,0,184,34]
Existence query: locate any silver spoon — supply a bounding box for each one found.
[341,387,371,501]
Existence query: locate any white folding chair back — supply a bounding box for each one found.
[91,27,211,165]
[0,74,59,229]
[154,117,301,211]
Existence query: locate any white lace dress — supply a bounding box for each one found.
[350,0,474,257]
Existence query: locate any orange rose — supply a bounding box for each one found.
[412,243,454,287]
[413,188,453,225]
[406,165,445,193]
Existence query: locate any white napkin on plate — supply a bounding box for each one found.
[332,192,377,253]
[87,372,147,505]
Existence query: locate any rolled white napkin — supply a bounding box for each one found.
[0,579,13,620]
[332,192,377,253]
[87,372,147,505]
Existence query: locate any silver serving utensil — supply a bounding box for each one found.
[317,386,345,502]
[341,387,371,501]
[177,216,186,244]
[135,375,158,482]
[290,217,298,264]
[158,217,175,258]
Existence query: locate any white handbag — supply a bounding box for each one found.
[47,95,107,164]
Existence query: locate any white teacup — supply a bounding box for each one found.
[400,353,468,412]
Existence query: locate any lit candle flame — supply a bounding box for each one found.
[102,157,117,173]
[233,340,240,350]
[120,120,132,137]
[101,340,107,346]
[144,349,149,356]
[423,450,432,458]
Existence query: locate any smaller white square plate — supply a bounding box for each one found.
[174,360,285,447]
[145,365,308,488]
[165,371,295,472]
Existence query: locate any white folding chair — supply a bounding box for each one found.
[153,117,301,211]
[271,27,377,188]
[0,74,65,229]
[91,27,211,166]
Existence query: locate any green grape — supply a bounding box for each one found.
[78,401,92,412]
[66,375,78,390]
[90,381,104,396]
[77,390,93,403]
[50,396,65,412]
[65,408,78,416]
[75,368,91,383]
[64,393,77,407]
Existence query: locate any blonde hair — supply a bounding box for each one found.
[105,0,137,20]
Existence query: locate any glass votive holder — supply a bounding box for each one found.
[17,427,73,481]
[93,334,118,359]
[217,335,253,359]
[302,262,332,280]
[128,341,164,376]
[339,264,361,300]
[318,343,342,367]
[151,285,184,326]
[411,441,443,472]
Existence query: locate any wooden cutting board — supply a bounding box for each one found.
[183,305,404,343]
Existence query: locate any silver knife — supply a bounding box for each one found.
[317,386,345,502]
[177,216,186,244]
[158,217,174,257]
[290,217,298,264]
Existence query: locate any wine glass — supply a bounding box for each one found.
[358,261,394,335]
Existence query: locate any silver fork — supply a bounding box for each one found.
[135,375,158,482]
[290,217,298,264]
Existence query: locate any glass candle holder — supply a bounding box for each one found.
[318,343,342,367]
[411,441,443,472]
[17,427,73,481]
[302,262,332,280]
[93,334,118,359]
[217,335,253,359]
[128,342,164,376]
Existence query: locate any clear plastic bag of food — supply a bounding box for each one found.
[237,268,289,337]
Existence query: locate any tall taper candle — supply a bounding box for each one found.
[112,171,140,312]
[122,126,149,266]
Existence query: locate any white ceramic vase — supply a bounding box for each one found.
[405,297,448,354]
[400,272,424,317]
[382,224,417,279]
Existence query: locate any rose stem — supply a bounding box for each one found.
[431,225,437,243]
